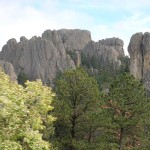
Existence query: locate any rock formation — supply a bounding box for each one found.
[0,29,125,85]
[57,29,91,67]
[57,29,91,51]
[0,30,75,85]
[82,38,124,69]
[0,60,17,81]
[128,33,143,80]
[99,38,124,57]
[128,32,150,93]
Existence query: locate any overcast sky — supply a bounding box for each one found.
[0,0,150,55]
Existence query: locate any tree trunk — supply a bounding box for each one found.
[71,115,76,139]
[88,127,93,143]
[119,127,124,150]
[70,114,76,150]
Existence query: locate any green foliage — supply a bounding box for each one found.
[0,69,56,150]
[53,68,102,149]
[81,52,91,68]
[81,53,130,91]
[102,73,150,149]
[66,50,77,63]
[17,70,28,86]
[118,56,130,74]
[91,69,116,91]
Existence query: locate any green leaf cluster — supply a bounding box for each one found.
[0,68,56,150]
[53,68,103,149]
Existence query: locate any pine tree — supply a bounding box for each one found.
[102,73,150,150]
[53,68,102,150]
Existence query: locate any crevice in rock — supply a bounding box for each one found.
[141,35,144,82]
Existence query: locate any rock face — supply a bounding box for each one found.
[0,30,75,85]
[0,60,17,81]
[57,29,91,51]
[0,29,125,85]
[128,32,150,92]
[57,29,91,67]
[99,38,124,57]
[82,38,124,69]
[128,33,143,80]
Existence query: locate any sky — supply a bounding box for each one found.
[0,0,150,55]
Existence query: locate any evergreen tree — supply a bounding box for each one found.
[102,73,150,150]
[17,70,28,86]
[53,68,102,150]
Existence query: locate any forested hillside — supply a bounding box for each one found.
[1,66,150,150]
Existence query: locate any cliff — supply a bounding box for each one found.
[82,38,124,69]
[57,29,91,51]
[0,31,75,85]
[128,32,150,93]
[0,29,125,85]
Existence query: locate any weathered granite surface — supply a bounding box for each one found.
[82,37,124,69]
[0,31,75,85]
[0,29,126,85]
[0,60,17,82]
[128,32,150,93]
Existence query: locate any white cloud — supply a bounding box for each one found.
[90,12,150,55]
[80,0,150,10]
[0,0,93,50]
[0,0,150,57]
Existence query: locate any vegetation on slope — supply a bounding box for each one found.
[1,55,150,150]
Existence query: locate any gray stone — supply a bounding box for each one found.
[20,36,28,42]
[49,29,91,67]
[82,37,124,69]
[99,37,124,57]
[0,32,75,85]
[57,29,91,51]
[0,60,17,82]
[0,29,126,86]
[128,32,143,80]
[128,32,150,93]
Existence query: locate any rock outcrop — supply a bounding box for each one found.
[128,33,143,80]
[0,29,125,85]
[128,32,150,93]
[57,29,91,51]
[99,38,124,57]
[0,30,75,85]
[57,29,91,67]
[0,60,17,81]
[82,38,124,69]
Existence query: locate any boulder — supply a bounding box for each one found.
[0,60,17,82]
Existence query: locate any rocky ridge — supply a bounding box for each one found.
[0,31,75,85]
[82,38,124,69]
[0,29,125,85]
